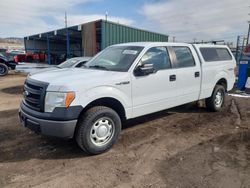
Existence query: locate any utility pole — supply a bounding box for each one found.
[65,11,70,59]
[247,7,250,45]
[247,21,250,45]
[65,11,68,28]
[105,11,108,22]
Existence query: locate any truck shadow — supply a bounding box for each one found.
[1,85,23,95]
[123,102,212,129]
[0,103,220,163]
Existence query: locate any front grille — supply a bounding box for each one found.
[23,78,48,112]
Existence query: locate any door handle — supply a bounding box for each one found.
[195,71,200,78]
[169,75,176,81]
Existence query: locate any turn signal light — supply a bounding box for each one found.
[65,92,75,107]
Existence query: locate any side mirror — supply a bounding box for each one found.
[134,63,155,76]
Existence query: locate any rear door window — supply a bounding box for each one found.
[172,46,195,68]
[200,48,232,62]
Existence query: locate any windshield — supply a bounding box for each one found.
[84,46,144,72]
[57,59,81,68]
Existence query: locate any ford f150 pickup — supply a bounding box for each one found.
[19,42,236,154]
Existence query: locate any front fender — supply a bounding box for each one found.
[78,85,133,118]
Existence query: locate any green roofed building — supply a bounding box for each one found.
[24,19,168,64]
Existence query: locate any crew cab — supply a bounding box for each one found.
[19,42,236,154]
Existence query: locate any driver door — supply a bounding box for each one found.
[131,46,178,117]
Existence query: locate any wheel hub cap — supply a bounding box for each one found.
[96,125,108,138]
[90,118,115,147]
[215,91,223,107]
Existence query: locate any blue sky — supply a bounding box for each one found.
[0,0,249,44]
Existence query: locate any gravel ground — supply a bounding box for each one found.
[0,73,250,188]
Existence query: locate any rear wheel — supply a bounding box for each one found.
[206,85,226,112]
[76,106,121,155]
[0,63,8,76]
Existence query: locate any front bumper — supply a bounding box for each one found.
[19,102,82,138]
[6,61,17,70]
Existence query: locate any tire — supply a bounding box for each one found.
[76,106,121,155]
[205,85,226,112]
[0,63,8,76]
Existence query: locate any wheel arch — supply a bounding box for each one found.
[215,78,227,91]
[78,97,127,122]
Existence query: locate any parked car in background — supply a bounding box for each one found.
[5,49,25,63]
[19,42,236,155]
[57,57,92,68]
[0,48,7,54]
[0,48,8,60]
[14,54,26,63]
[6,49,25,54]
[29,57,92,76]
[0,53,17,76]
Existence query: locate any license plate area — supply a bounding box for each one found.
[26,119,41,133]
[19,112,41,133]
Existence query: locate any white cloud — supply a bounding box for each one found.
[56,14,134,27]
[0,0,134,37]
[140,0,249,43]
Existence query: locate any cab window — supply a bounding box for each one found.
[172,46,195,68]
[141,47,171,71]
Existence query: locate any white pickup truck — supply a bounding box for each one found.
[19,42,236,154]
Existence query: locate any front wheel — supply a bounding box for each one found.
[0,63,8,76]
[205,85,226,112]
[76,106,121,155]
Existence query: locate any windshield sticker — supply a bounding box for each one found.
[122,50,138,55]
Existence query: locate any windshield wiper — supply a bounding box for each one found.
[88,65,109,70]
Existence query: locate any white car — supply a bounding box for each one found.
[29,57,91,76]
[19,42,236,154]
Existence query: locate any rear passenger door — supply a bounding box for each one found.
[169,45,201,104]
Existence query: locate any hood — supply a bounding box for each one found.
[29,68,130,92]
[29,67,58,76]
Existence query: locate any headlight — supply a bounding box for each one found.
[45,91,75,112]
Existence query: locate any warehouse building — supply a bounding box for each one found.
[24,19,168,64]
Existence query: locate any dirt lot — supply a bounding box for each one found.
[1,73,250,188]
